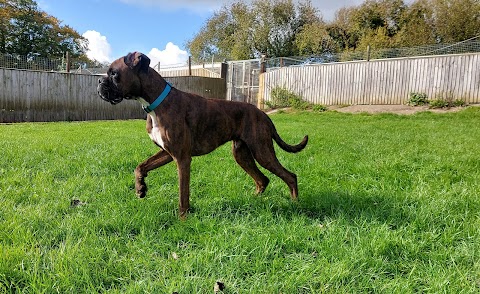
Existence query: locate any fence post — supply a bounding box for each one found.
[367,45,371,61]
[220,61,228,100]
[66,51,70,73]
[221,61,228,80]
[258,55,267,110]
[188,56,192,76]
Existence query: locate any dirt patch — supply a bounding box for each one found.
[330,104,465,115]
[268,105,478,115]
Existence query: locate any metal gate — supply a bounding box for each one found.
[227,59,261,105]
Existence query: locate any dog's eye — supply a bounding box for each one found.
[111,71,119,82]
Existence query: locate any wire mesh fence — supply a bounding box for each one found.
[0,54,65,71]
[266,38,480,68]
[227,59,261,105]
[2,38,480,74]
[0,53,107,74]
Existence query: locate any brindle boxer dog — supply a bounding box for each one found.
[97,52,308,218]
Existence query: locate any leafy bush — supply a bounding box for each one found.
[313,104,328,112]
[267,86,326,111]
[289,96,310,110]
[407,92,429,106]
[429,91,466,109]
[268,87,293,108]
[453,99,466,107]
[429,99,449,109]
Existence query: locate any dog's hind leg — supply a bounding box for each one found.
[249,142,299,200]
[134,150,173,198]
[232,140,270,194]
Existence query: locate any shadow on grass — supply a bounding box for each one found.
[293,190,414,225]
[202,188,417,229]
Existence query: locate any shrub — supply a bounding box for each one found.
[289,96,310,110]
[429,99,449,109]
[407,92,429,106]
[313,104,328,112]
[429,91,466,109]
[267,87,328,112]
[453,99,466,107]
[268,87,309,110]
[269,87,293,108]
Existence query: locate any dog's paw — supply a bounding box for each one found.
[135,184,147,198]
[255,178,270,194]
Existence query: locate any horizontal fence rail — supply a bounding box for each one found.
[261,53,480,106]
[0,69,226,123]
[160,68,220,78]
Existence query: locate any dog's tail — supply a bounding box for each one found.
[269,118,308,153]
[274,133,308,153]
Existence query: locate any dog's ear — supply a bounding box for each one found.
[124,52,150,73]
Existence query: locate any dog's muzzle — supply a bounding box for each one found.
[97,77,123,105]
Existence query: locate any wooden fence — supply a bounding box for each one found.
[259,53,480,106]
[159,67,221,78]
[156,61,225,78]
[0,69,226,123]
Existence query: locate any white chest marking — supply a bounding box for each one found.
[137,98,165,149]
[149,119,165,149]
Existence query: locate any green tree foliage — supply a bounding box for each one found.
[295,22,337,55]
[331,0,480,53]
[294,1,337,55]
[186,2,251,61]
[188,0,480,61]
[330,0,407,52]
[430,0,480,43]
[187,0,323,61]
[0,0,87,59]
[396,0,436,47]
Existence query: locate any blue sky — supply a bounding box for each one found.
[38,0,379,66]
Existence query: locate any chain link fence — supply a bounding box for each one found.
[266,38,480,68]
[2,38,480,75]
[0,53,107,74]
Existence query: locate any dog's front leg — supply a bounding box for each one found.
[175,157,192,218]
[135,150,173,198]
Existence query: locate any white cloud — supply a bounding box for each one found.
[119,0,222,13]
[147,42,189,67]
[118,0,365,19]
[82,30,113,64]
[119,0,415,20]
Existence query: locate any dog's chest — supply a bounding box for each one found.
[147,113,165,149]
[137,97,166,149]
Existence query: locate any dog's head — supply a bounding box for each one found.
[97,52,151,105]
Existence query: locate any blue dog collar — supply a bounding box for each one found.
[142,82,172,113]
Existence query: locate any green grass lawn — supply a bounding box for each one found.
[1,108,480,293]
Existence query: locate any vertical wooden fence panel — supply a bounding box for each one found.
[0,69,227,123]
[261,53,480,106]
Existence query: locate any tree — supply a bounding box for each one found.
[395,0,436,46]
[187,2,252,62]
[188,0,480,61]
[328,0,480,55]
[430,0,480,43]
[186,0,323,61]
[0,0,14,53]
[328,7,361,51]
[334,0,408,51]
[295,22,337,55]
[0,0,87,59]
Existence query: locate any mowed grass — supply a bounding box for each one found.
[1,108,480,293]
